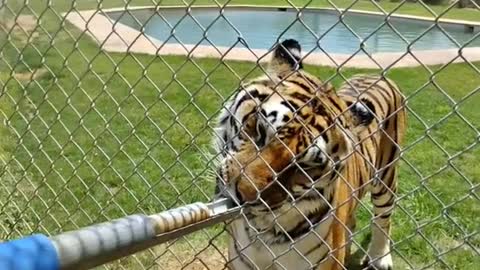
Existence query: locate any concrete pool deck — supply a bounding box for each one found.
[64,6,480,69]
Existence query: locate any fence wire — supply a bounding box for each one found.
[0,0,479,269]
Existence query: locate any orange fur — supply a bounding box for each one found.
[215,39,406,270]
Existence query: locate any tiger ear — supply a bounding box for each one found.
[268,39,303,75]
[349,100,375,127]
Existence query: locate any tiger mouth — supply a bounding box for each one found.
[242,196,335,244]
[244,187,331,218]
[215,166,334,211]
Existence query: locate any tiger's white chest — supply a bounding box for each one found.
[229,217,333,270]
[228,201,334,270]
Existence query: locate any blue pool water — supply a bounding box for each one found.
[107,8,480,54]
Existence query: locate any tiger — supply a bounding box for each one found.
[214,39,406,270]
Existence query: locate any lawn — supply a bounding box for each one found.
[5,0,480,22]
[0,0,479,269]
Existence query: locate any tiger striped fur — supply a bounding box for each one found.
[214,39,406,270]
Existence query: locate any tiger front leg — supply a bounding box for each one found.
[362,179,396,270]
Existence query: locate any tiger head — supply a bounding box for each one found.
[215,39,373,208]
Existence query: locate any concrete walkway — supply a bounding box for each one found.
[64,7,480,69]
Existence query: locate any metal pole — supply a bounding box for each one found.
[0,198,240,270]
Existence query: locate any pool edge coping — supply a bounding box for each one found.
[63,6,480,69]
[99,5,480,27]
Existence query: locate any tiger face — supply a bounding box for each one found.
[216,76,366,208]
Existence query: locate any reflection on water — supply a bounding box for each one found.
[108,8,480,54]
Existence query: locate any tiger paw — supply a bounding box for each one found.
[361,253,393,270]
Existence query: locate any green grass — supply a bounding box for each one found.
[4,0,480,22]
[0,0,479,269]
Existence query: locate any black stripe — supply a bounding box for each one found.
[375,211,393,219]
[257,122,267,147]
[304,242,326,257]
[229,143,238,152]
[286,79,315,93]
[352,82,368,92]
[219,115,229,125]
[255,79,278,89]
[225,90,243,117]
[222,132,228,145]
[233,90,255,112]
[303,74,321,90]
[282,206,331,240]
[327,96,343,115]
[372,85,391,116]
[281,100,300,113]
[373,80,395,99]
[321,133,329,144]
[308,118,327,136]
[376,88,394,107]
[371,184,387,198]
[378,148,398,180]
[342,86,361,96]
[312,248,330,266]
[231,117,239,136]
[233,89,269,112]
[274,194,334,242]
[313,101,328,117]
[374,195,395,208]
[290,91,313,104]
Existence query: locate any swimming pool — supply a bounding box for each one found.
[107,7,480,54]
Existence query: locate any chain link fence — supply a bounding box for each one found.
[0,0,479,269]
